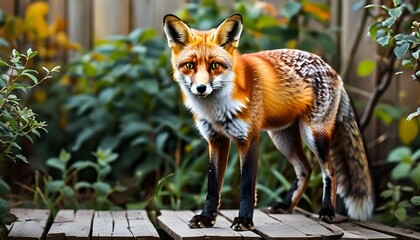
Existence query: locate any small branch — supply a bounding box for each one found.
[359,51,396,130]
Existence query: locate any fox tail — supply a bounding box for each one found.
[330,86,374,220]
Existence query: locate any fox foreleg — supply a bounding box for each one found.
[188,122,231,228]
[231,137,259,231]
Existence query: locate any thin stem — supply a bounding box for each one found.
[359,54,396,129]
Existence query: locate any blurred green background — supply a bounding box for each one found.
[0,0,419,230]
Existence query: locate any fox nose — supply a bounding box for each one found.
[196,84,207,94]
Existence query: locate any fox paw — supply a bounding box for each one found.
[319,205,335,223]
[188,215,215,228]
[230,217,255,231]
[267,202,291,213]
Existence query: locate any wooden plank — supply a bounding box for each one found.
[158,210,206,240]
[111,211,134,239]
[221,209,306,240]
[355,221,420,240]
[126,210,160,239]
[8,208,51,240]
[338,222,397,240]
[46,209,94,240]
[92,211,113,239]
[158,210,261,240]
[193,210,260,240]
[294,208,396,239]
[270,213,343,239]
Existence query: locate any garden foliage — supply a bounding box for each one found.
[365,0,420,228]
[0,0,418,231]
[24,0,335,212]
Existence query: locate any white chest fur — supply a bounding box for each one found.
[179,73,249,141]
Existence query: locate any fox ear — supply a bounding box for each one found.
[163,14,194,49]
[214,14,243,51]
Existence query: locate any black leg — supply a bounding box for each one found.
[231,138,259,231]
[188,134,231,228]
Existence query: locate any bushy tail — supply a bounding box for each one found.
[330,87,374,221]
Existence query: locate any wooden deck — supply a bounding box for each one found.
[6,208,420,240]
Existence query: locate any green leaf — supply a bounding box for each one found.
[82,62,97,78]
[388,7,402,18]
[45,180,65,194]
[402,59,414,68]
[26,48,37,59]
[62,186,75,198]
[0,60,8,67]
[409,164,420,185]
[282,1,302,19]
[71,125,102,151]
[374,104,404,125]
[75,181,92,189]
[15,154,28,163]
[392,0,403,7]
[377,35,391,46]
[0,179,10,195]
[93,181,111,195]
[412,149,420,161]
[391,163,412,179]
[59,149,71,162]
[380,189,394,199]
[137,79,159,95]
[394,42,409,59]
[411,196,420,206]
[387,146,412,162]
[21,72,38,85]
[119,121,152,138]
[382,16,396,28]
[46,157,66,172]
[357,60,376,77]
[368,23,380,41]
[98,88,116,104]
[394,207,407,221]
[69,161,96,172]
[412,49,420,59]
[156,132,169,150]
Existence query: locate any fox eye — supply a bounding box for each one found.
[185,62,194,69]
[211,62,220,70]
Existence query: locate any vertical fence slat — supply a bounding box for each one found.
[68,0,92,50]
[93,0,130,41]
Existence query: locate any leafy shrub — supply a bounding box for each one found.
[34,148,125,215]
[51,27,207,209]
[366,0,420,229]
[25,0,337,212]
[0,48,59,238]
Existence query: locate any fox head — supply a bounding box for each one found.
[163,14,243,98]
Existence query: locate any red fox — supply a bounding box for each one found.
[163,13,373,231]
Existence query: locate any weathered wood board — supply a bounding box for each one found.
[8,208,51,240]
[92,210,159,240]
[6,208,419,239]
[46,209,94,240]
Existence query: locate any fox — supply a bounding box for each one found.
[163,13,374,231]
